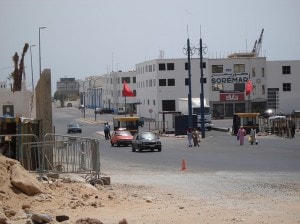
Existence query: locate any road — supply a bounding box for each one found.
[51,106,300,223]
[53,106,300,174]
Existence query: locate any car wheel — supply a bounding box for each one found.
[111,141,114,147]
[138,145,142,152]
[132,145,136,152]
[117,141,120,147]
[158,147,161,152]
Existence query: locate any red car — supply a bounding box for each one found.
[110,130,133,147]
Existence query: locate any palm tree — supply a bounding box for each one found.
[12,43,29,92]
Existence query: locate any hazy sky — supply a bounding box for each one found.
[0,0,299,92]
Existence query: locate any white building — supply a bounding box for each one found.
[135,58,209,120]
[102,71,137,114]
[266,60,300,114]
[208,53,267,118]
[78,56,300,119]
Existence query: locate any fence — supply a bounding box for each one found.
[143,121,170,134]
[18,133,100,178]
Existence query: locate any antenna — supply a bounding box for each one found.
[187,25,189,38]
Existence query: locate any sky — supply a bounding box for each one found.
[0,0,299,93]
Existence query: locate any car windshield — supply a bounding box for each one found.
[140,133,156,140]
[116,131,132,136]
[69,123,80,128]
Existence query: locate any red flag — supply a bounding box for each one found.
[245,79,253,96]
[123,81,134,97]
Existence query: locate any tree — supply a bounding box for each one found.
[12,43,29,92]
[53,91,66,108]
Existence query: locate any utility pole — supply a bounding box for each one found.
[187,38,193,128]
[199,38,205,138]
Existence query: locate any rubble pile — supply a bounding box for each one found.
[0,155,129,224]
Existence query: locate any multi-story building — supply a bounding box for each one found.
[102,71,137,114]
[77,56,300,120]
[135,58,210,119]
[266,60,300,114]
[208,53,267,118]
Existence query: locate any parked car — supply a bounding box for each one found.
[67,122,82,134]
[131,132,161,152]
[78,105,84,109]
[95,108,114,114]
[110,130,133,147]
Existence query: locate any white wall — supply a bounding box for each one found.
[266,60,300,114]
[0,90,34,118]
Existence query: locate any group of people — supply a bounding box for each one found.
[237,126,258,145]
[187,127,201,147]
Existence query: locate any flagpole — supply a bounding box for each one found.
[125,96,127,117]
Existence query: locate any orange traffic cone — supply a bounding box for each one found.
[181,159,187,171]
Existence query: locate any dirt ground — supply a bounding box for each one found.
[1,153,300,224]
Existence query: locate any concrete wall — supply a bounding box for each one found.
[35,69,53,138]
[0,90,34,117]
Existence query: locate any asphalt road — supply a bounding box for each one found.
[53,106,300,222]
[53,106,300,174]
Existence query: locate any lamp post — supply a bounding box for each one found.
[89,77,102,121]
[29,44,36,92]
[39,26,46,77]
[81,79,91,118]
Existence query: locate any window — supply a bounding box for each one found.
[167,63,175,70]
[262,85,265,94]
[234,83,245,92]
[159,63,166,71]
[185,62,189,70]
[202,62,206,69]
[146,80,148,87]
[283,83,291,91]
[153,100,156,106]
[149,79,152,87]
[212,83,224,91]
[234,64,245,73]
[212,65,223,73]
[261,67,265,77]
[282,66,291,74]
[252,67,256,77]
[153,79,156,87]
[153,64,156,72]
[122,77,130,83]
[168,79,175,86]
[185,78,189,86]
[133,90,136,96]
[159,79,166,86]
[133,77,136,83]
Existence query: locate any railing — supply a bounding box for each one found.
[18,133,100,178]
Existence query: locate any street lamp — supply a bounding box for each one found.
[30,44,36,91]
[80,79,91,118]
[39,26,46,77]
[89,77,102,121]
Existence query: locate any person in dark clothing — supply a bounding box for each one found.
[104,122,111,140]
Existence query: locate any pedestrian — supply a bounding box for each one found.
[187,127,193,147]
[249,126,257,145]
[104,122,111,140]
[291,122,296,138]
[237,126,246,145]
[192,128,200,147]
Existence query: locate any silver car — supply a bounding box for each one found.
[131,132,161,152]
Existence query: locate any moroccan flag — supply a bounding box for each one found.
[245,79,253,96]
[123,81,134,97]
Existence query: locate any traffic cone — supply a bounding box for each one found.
[181,159,187,171]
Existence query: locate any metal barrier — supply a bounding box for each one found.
[18,133,100,178]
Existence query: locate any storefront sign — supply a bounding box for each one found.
[211,73,249,84]
[220,93,245,101]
